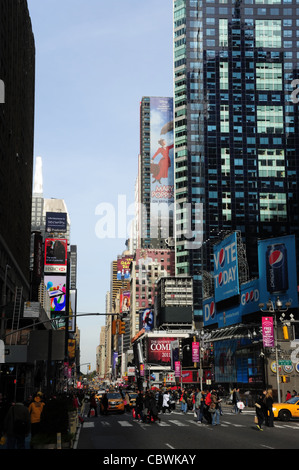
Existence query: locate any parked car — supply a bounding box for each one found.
[273,396,299,421]
[100,392,125,414]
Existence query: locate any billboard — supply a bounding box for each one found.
[258,234,298,308]
[139,309,154,331]
[120,291,130,314]
[117,256,133,280]
[44,238,68,273]
[44,275,67,312]
[147,337,176,365]
[150,97,174,237]
[214,232,239,303]
[46,212,67,233]
[204,278,260,327]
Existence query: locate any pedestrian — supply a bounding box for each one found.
[135,390,144,422]
[195,389,203,423]
[180,389,188,414]
[169,391,176,411]
[28,392,45,436]
[3,401,31,449]
[88,393,98,417]
[211,389,221,426]
[204,389,212,424]
[255,392,265,431]
[101,393,108,415]
[148,392,160,422]
[264,389,274,427]
[157,390,163,412]
[124,392,130,412]
[162,391,171,413]
[286,391,292,401]
[292,389,298,397]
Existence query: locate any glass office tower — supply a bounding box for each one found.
[173,0,299,319]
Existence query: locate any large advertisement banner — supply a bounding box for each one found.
[147,337,176,365]
[262,317,275,348]
[120,291,130,314]
[139,309,154,331]
[44,238,67,273]
[44,275,66,312]
[258,234,298,308]
[117,256,133,280]
[46,212,67,233]
[150,97,174,237]
[213,232,239,303]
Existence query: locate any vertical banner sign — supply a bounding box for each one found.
[140,364,145,377]
[175,361,181,378]
[192,342,200,363]
[262,317,275,347]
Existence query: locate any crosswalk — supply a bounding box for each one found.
[82,414,299,431]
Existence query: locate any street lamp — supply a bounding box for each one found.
[259,297,290,403]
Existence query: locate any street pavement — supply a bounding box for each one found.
[74,403,299,450]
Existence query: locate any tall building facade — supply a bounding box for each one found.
[173,0,299,318]
[0,0,35,305]
[138,96,175,250]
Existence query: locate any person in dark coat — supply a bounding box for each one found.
[135,390,144,422]
[3,402,31,449]
[255,393,265,430]
[88,393,98,417]
[264,389,274,427]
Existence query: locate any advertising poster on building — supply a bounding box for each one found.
[150,97,174,238]
[117,256,133,280]
[44,275,66,312]
[46,212,67,233]
[192,342,200,363]
[258,234,298,308]
[44,238,67,273]
[175,361,181,377]
[213,232,239,303]
[147,337,176,365]
[139,309,154,331]
[262,316,275,348]
[120,291,130,314]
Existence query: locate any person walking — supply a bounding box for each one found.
[264,389,274,427]
[28,392,45,437]
[255,392,265,431]
[180,389,188,414]
[87,393,98,417]
[211,389,221,426]
[3,401,31,449]
[162,391,171,414]
[195,389,203,423]
[286,391,292,401]
[124,392,130,413]
[135,390,144,422]
[157,391,163,412]
[204,389,212,424]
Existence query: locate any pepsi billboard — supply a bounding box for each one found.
[258,234,298,309]
[214,232,239,303]
[204,279,260,328]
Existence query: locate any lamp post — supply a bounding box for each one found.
[259,297,291,403]
[180,344,190,390]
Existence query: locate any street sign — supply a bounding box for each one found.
[279,360,292,366]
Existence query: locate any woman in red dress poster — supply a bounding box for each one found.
[151,138,174,184]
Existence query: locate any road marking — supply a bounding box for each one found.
[165,443,175,449]
[83,422,94,428]
[169,420,188,426]
[118,421,133,427]
[101,421,111,427]
[260,444,275,449]
[283,425,299,429]
[157,421,171,426]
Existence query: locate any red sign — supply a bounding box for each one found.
[262,317,274,348]
[192,342,200,362]
[147,337,176,365]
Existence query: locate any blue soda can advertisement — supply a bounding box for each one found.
[266,243,288,294]
[258,235,298,308]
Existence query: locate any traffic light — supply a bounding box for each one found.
[280,375,290,383]
[119,320,126,335]
[112,320,117,335]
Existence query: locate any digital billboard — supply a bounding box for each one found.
[147,337,176,365]
[258,234,298,308]
[150,97,174,238]
[44,275,66,312]
[139,309,154,331]
[44,238,68,273]
[213,232,239,303]
[46,212,67,233]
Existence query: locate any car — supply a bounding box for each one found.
[128,393,138,408]
[100,392,125,414]
[272,396,299,421]
[95,390,105,402]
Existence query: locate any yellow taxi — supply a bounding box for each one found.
[128,392,138,409]
[100,392,125,414]
[272,396,299,421]
[95,390,105,402]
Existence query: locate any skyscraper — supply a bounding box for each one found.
[173,0,299,319]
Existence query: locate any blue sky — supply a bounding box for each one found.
[28,0,174,372]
